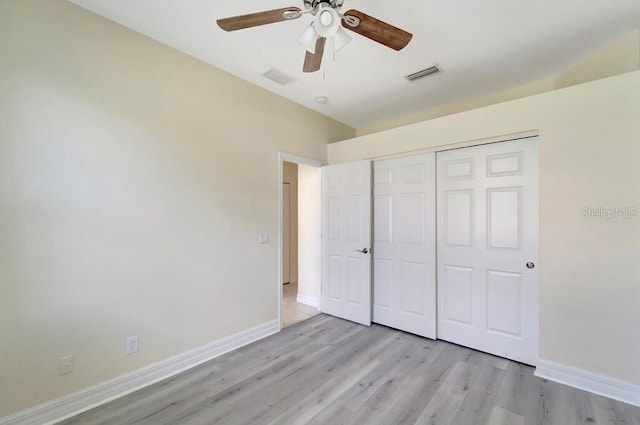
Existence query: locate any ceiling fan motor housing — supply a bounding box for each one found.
[314,6,341,37]
[303,0,344,13]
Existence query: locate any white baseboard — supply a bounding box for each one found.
[0,320,280,425]
[535,359,640,407]
[296,294,320,310]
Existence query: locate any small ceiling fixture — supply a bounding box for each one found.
[315,96,328,104]
[217,0,413,74]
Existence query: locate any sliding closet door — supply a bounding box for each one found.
[373,154,436,339]
[437,137,539,365]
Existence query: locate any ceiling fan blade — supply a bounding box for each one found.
[217,7,301,32]
[303,37,326,73]
[341,9,412,51]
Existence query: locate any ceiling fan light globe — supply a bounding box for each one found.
[314,8,340,38]
[333,26,352,53]
[298,24,318,54]
[320,10,333,26]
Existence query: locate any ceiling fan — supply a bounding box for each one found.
[217,0,412,73]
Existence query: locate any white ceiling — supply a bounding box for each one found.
[69,0,640,128]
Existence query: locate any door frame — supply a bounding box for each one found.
[278,152,324,330]
[282,182,291,285]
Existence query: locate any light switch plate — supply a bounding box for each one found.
[59,355,74,375]
[258,232,269,244]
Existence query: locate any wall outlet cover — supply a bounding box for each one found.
[126,336,139,355]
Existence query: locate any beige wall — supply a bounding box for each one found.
[356,78,555,137]
[555,29,640,89]
[283,162,298,284]
[0,0,354,416]
[357,28,640,137]
[329,71,640,386]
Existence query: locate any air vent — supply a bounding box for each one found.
[406,65,441,81]
[262,68,296,86]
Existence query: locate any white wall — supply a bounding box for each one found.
[297,164,322,307]
[0,0,354,417]
[329,71,640,386]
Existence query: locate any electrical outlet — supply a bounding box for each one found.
[126,336,139,355]
[58,355,74,376]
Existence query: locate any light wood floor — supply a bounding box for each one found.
[61,315,640,425]
[282,282,320,328]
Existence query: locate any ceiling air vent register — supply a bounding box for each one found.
[262,68,296,86]
[406,65,441,81]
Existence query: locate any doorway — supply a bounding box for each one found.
[279,155,323,328]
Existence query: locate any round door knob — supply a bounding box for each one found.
[526,262,535,269]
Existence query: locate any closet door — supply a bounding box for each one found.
[373,154,436,338]
[437,137,539,365]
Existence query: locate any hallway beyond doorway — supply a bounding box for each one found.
[283,282,320,327]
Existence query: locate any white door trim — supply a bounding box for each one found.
[278,153,324,330]
[282,182,291,284]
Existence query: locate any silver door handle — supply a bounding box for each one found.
[357,248,369,254]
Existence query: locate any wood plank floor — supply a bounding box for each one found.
[61,315,640,425]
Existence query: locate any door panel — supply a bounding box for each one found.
[373,154,436,338]
[374,258,393,308]
[487,188,522,249]
[444,190,474,246]
[398,193,424,242]
[398,261,424,315]
[486,270,522,337]
[437,137,538,365]
[321,161,372,326]
[442,265,473,326]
